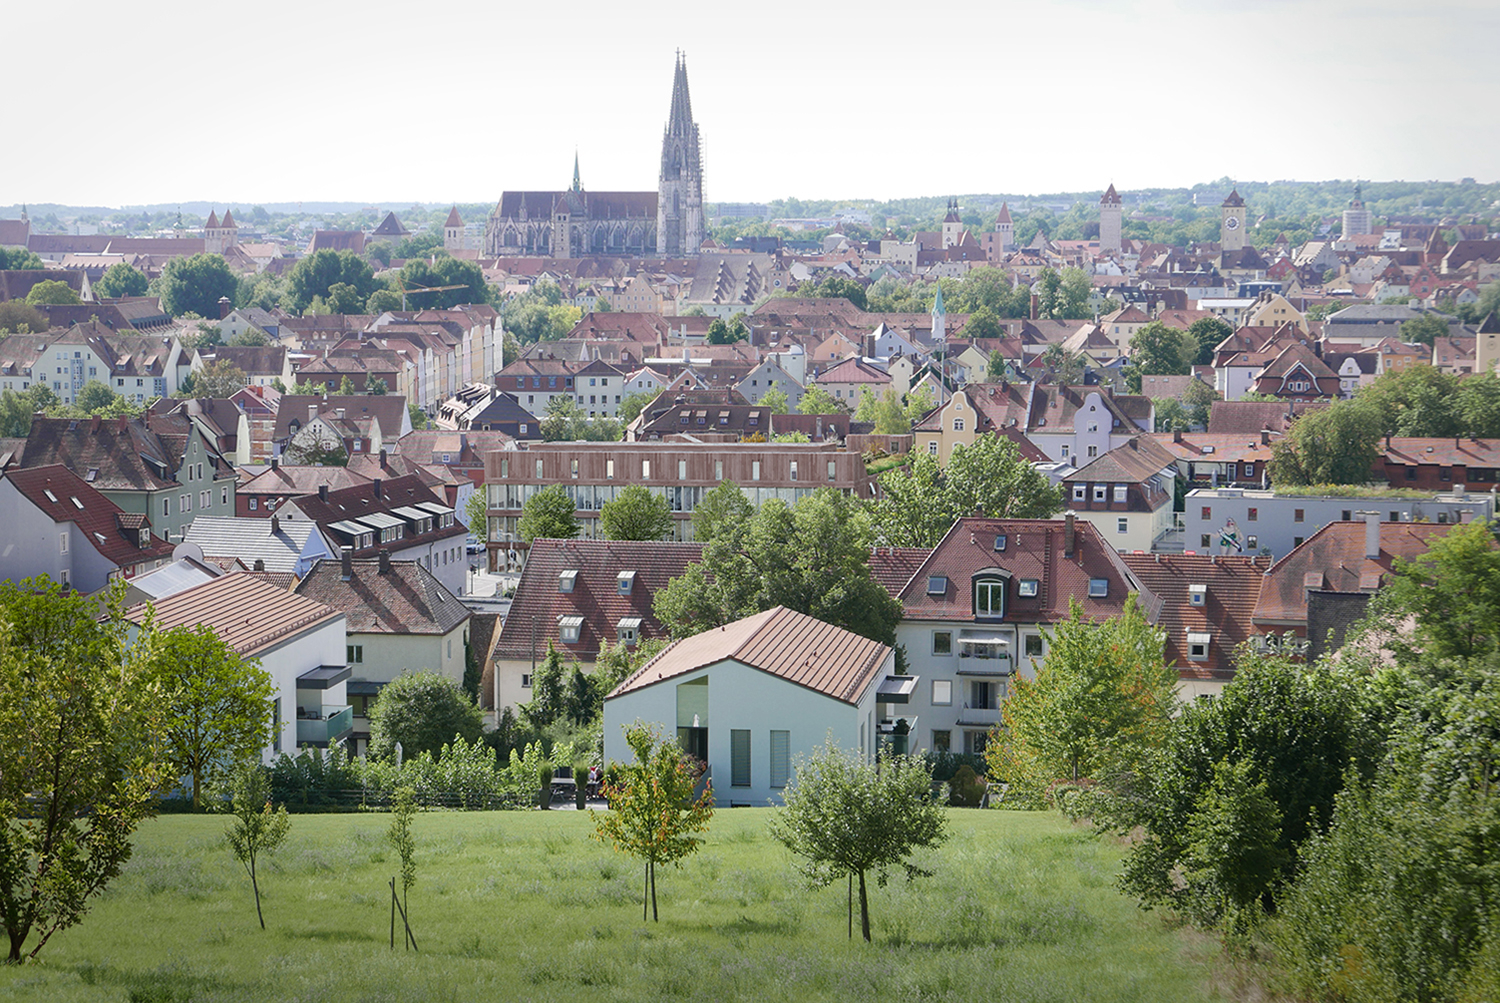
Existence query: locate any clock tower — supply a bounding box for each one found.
[1221,187,1246,253]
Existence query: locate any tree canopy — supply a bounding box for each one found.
[94,262,148,299]
[1268,398,1384,485]
[600,484,673,541]
[284,250,379,315]
[23,279,79,305]
[0,301,47,335]
[366,671,484,762]
[397,253,489,309]
[156,253,238,318]
[518,484,580,543]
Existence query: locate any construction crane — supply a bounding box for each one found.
[390,277,467,311]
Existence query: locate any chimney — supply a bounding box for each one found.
[340,546,352,580]
[318,484,328,501]
[270,456,279,471]
[378,448,388,470]
[1261,429,1271,446]
[335,407,345,420]
[218,296,232,320]
[308,404,318,423]
[270,514,280,535]
[1172,427,1183,443]
[253,558,265,571]
[373,477,382,499]
[378,548,392,575]
[1363,512,1380,560]
[90,413,101,433]
[1064,512,1076,558]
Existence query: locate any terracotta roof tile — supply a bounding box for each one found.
[295,558,470,635]
[130,573,342,657]
[1121,553,1270,680]
[4,463,176,568]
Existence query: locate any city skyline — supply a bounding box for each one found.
[5,0,1497,208]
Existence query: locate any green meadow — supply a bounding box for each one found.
[0,808,1240,1002]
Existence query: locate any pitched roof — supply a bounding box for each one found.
[868,546,933,597]
[1207,400,1297,434]
[1121,553,1270,680]
[445,206,463,228]
[273,395,409,440]
[1252,521,1456,626]
[897,517,1162,624]
[294,558,470,635]
[494,538,704,661]
[1066,435,1178,484]
[3,464,175,568]
[370,212,411,237]
[21,415,187,491]
[1151,431,1276,464]
[131,573,342,657]
[1381,437,1500,468]
[183,515,327,574]
[610,605,890,705]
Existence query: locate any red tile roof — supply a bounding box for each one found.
[1121,553,1270,680]
[131,573,342,656]
[4,463,176,568]
[611,605,891,705]
[868,546,933,597]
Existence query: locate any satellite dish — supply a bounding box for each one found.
[172,541,205,566]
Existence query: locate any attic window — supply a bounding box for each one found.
[85,468,98,482]
[617,570,637,595]
[43,489,57,502]
[993,533,1007,551]
[618,617,642,646]
[1187,632,1212,660]
[71,496,84,510]
[1017,578,1039,598]
[926,575,948,596]
[558,615,584,644]
[558,570,578,593]
[1088,578,1109,598]
[1188,583,1208,606]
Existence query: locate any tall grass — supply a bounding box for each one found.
[0,809,1231,1002]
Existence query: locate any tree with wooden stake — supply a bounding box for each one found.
[222,762,290,930]
[591,723,714,922]
[387,786,418,951]
[769,738,948,942]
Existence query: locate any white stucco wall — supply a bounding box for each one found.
[259,614,349,761]
[603,655,887,807]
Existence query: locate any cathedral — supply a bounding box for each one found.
[483,55,705,258]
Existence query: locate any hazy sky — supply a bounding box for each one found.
[8,0,1497,209]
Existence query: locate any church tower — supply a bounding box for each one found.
[444,205,464,252]
[931,282,947,344]
[1098,184,1122,254]
[657,53,705,258]
[994,202,1014,254]
[942,199,963,249]
[1221,187,1247,252]
[1341,183,1372,239]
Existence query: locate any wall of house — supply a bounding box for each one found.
[0,481,125,592]
[258,615,349,762]
[389,537,468,596]
[602,656,884,808]
[1183,489,1494,559]
[1067,505,1170,553]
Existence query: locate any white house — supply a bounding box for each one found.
[603,606,896,807]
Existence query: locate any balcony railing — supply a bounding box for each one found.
[955,704,1003,727]
[296,705,353,747]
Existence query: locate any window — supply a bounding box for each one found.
[221,487,228,505]
[752,461,761,481]
[1088,578,1109,598]
[974,578,1005,618]
[1187,632,1211,660]
[953,418,965,432]
[571,459,579,479]
[1113,485,1127,503]
[715,460,723,481]
[1060,445,1070,458]
[1024,634,1044,657]
[536,458,544,478]
[180,493,191,513]
[769,731,790,789]
[558,570,577,593]
[928,441,938,455]
[606,459,614,479]
[559,617,583,644]
[249,497,259,511]
[1294,508,1305,522]
[1017,578,1038,598]
[827,460,836,482]
[1093,485,1106,502]
[1201,506,1212,520]
[678,459,687,480]
[1247,534,1258,549]
[931,679,952,706]
[730,730,751,787]
[617,571,636,595]
[933,631,952,656]
[926,575,947,595]
[1243,463,1254,478]
[59,531,68,554]
[1189,584,1207,606]
[789,461,798,481]
[993,533,1007,551]
[1117,517,1129,534]
[1294,536,1304,546]
[521,674,532,689]
[931,730,951,752]
[1247,507,1257,522]
[347,644,363,664]
[1201,534,1212,548]
[1087,445,1098,458]
[1073,485,1086,501]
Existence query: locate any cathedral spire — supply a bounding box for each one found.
[666,51,694,137]
[572,150,582,192]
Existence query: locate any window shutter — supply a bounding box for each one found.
[730,730,751,787]
[769,731,790,789]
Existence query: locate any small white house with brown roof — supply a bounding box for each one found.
[603,605,896,807]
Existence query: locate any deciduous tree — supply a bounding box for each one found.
[23,279,79,305]
[601,484,673,541]
[592,723,714,921]
[518,484,579,543]
[220,761,290,931]
[367,671,484,762]
[157,253,238,318]
[769,739,947,942]
[94,262,148,299]
[284,250,378,315]
[1268,398,1383,485]
[0,301,47,334]
[691,480,753,544]
[797,384,843,415]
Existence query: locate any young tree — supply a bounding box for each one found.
[518,483,580,543]
[1377,519,1500,663]
[387,786,417,950]
[769,739,948,942]
[221,761,290,930]
[758,386,790,414]
[521,642,569,729]
[140,624,275,809]
[94,262,149,299]
[284,249,378,314]
[0,578,165,963]
[408,401,429,430]
[592,723,714,921]
[600,484,673,541]
[987,596,1177,801]
[617,390,655,425]
[367,671,484,761]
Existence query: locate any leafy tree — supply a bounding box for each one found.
[872,435,1062,547]
[1268,398,1383,485]
[1186,316,1232,367]
[758,386,790,414]
[461,636,481,703]
[617,390,654,425]
[73,380,119,413]
[601,484,673,541]
[1179,758,1287,927]
[1377,519,1500,664]
[0,300,47,334]
[593,637,668,702]
[1400,311,1451,347]
[94,262,148,299]
[961,305,1004,340]
[1356,364,1464,437]
[0,578,164,963]
[540,395,622,442]
[656,488,904,646]
[706,316,748,344]
[398,252,489,309]
[227,326,271,347]
[284,249,378,315]
[139,624,275,810]
[366,671,484,762]
[183,359,247,399]
[519,484,580,543]
[339,375,358,395]
[220,761,290,931]
[592,723,714,922]
[156,253,238,318]
[691,480,753,544]
[325,282,366,315]
[387,786,417,949]
[986,596,1177,801]
[0,247,44,270]
[769,738,947,942]
[1037,343,1086,385]
[903,386,936,426]
[855,387,912,434]
[1126,321,1190,392]
[367,288,403,314]
[23,279,79,306]
[796,275,867,310]
[367,377,388,395]
[391,232,443,260]
[408,402,429,430]
[797,384,843,415]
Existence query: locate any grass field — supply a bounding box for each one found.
[0,808,1234,1002]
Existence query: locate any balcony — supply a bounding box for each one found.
[296,705,353,747]
[955,704,1003,728]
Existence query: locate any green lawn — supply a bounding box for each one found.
[0,808,1228,1002]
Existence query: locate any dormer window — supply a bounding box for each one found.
[138,528,150,548]
[1017,578,1039,598]
[974,576,1007,618]
[617,570,637,595]
[559,615,583,644]
[1188,584,1207,606]
[1088,578,1109,598]
[558,570,578,593]
[618,617,641,646]
[1187,632,1211,660]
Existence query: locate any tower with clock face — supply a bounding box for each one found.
[1221,187,1247,252]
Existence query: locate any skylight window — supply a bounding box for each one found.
[1088,578,1109,598]
[43,489,57,502]
[926,576,948,596]
[71,496,84,509]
